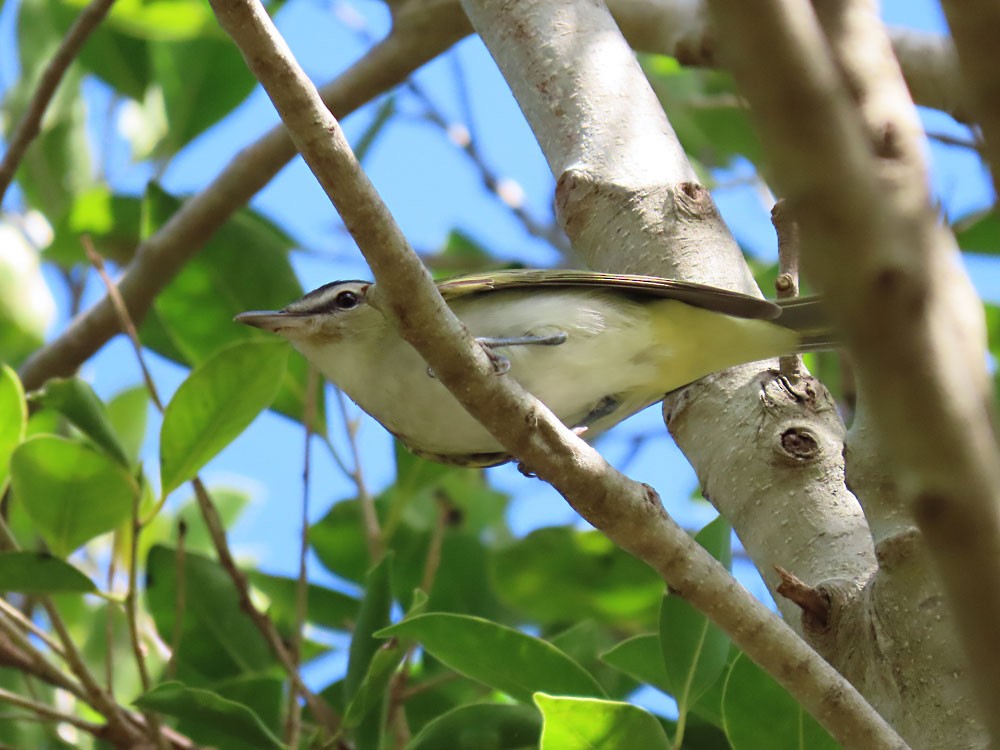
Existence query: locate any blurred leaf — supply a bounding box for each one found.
[722,654,838,750]
[643,55,760,169]
[9,0,93,222]
[48,189,143,266]
[353,94,396,163]
[246,570,358,634]
[955,209,1000,255]
[550,620,639,700]
[31,377,130,466]
[0,225,56,364]
[0,364,27,489]
[143,34,257,158]
[535,694,670,750]
[0,551,95,594]
[379,613,605,703]
[344,641,405,728]
[145,545,274,682]
[345,556,393,750]
[10,436,137,557]
[491,527,662,630]
[106,385,150,466]
[159,338,288,497]
[135,681,284,750]
[406,703,542,750]
[601,633,671,693]
[139,184,322,428]
[65,0,219,41]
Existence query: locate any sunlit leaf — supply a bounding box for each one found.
[10,436,136,557]
[0,364,27,490]
[535,694,670,750]
[159,338,287,497]
[31,377,129,466]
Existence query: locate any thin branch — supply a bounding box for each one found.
[771,200,801,380]
[166,520,187,681]
[190,478,339,732]
[285,365,318,748]
[0,686,103,733]
[334,389,383,561]
[0,0,117,205]
[203,0,905,747]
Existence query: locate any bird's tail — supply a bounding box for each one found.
[774,297,838,353]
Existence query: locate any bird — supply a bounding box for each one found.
[235,269,833,467]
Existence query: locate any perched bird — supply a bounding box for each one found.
[236,270,832,467]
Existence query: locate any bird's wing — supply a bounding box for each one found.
[436,269,781,321]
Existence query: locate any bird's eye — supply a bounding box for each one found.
[335,290,360,309]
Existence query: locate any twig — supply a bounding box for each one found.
[0,686,103,733]
[334,389,383,561]
[0,598,66,661]
[285,365,318,747]
[190,478,339,732]
[0,0,117,205]
[86,242,163,745]
[84,238,165,412]
[166,520,187,680]
[770,199,801,380]
[0,519,141,744]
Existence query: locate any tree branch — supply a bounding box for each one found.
[938,1,1000,198]
[704,0,997,742]
[202,0,905,746]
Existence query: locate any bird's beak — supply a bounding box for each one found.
[234,310,302,333]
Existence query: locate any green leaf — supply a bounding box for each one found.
[135,681,285,750]
[491,526,662,629]
[955,209,1000,255]
[10,436,137,557]
[0,551,96,594]
[346,556,393,750]
[48,189,143,266]
[0,225,56,364]
[159,338,288,497]
[551,621,640,700]
[722,654,839,750]
[535,694,670,750]
[344,641,405,728]
[31,377,130,466]
[145,545,274,681]
[106,386,150,467]
[64,0,219,41]
[246,570,358,634]
[659,519,732,714]
[378,613,606,703]
[406,703,542,750]
[0,364,27,489]
[601,634,670,693]
[139,184,321,429]
[145,35,257,157]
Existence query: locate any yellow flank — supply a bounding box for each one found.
[644,300,800,391]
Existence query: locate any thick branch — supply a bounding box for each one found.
[938,1,1000,198]
[705,0,998,741]
[202,0,904,746]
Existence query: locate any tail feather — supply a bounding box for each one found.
[774,297,838,353]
